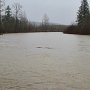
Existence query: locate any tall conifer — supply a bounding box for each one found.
[77,0,89,26]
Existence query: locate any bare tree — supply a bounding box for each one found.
[20,11,28,23]
[42,14,49,30]
[13,3,22,32]
[42,14,49,26]
[19,11,29,31]
[0,0,5,25]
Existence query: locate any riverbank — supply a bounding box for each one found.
[63,25,90,35]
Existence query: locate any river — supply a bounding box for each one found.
[0,32,90,90]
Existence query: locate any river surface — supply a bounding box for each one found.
[0,32,90,90]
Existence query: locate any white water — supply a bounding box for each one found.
[0,32,90,90]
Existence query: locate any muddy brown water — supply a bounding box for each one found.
[0,32,90,90]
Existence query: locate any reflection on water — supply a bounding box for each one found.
[0,32,90,90]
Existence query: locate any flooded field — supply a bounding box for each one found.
[0,32,90,90]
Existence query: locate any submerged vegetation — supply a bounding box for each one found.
[64,0,90,35]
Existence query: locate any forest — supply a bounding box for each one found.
[0,1,33,34]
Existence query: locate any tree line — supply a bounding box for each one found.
[64,0,90,35]
[0,0,67,34]
[0,0,33,34]
[31,14,67,32]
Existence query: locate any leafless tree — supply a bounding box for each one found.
[13,3,22,32]
[0,0,5,24]
[13,3,22,20]
[42,14,49,30]
[42,14,49,26]
[20,11,28,23]
[19,11,29,31]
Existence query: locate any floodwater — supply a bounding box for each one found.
[0,32,90,90]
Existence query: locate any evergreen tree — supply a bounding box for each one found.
[3,5,15,33]
[77,0,90,26]
[5,5,12,21]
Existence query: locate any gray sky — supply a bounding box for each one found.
[6,0,90,25]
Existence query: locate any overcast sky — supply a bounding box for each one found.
[6,0,90,25]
